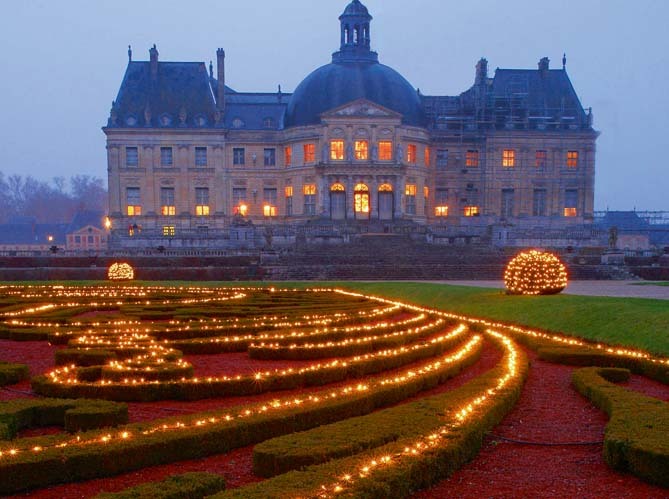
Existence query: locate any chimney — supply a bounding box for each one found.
[538,57,550,76]
[475,58,488,85]
[216,48,226,114]
[149,44,159,79]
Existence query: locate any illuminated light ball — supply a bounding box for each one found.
[504,250,567,295]
[108,262,135,281]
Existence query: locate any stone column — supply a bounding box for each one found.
[346,176,354,220]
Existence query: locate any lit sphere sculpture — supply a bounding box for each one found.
[108,262,135,281]
[504,250,567,295]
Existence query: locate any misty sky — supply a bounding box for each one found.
[1,0,667,211]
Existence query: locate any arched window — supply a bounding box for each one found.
[378,183,393,192]
[330,183,345,192]
[354,183,369,216]
[354,183,369,192]
[354,26,359,44]
[344,26,350,44]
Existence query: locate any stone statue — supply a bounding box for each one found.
[608,226,618,250]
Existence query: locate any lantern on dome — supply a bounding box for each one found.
[108,262,135,281]
[504,250,567,295]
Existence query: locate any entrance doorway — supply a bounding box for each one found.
[354,183,370,220]
[378,183,394,220]
[330,183,346,220]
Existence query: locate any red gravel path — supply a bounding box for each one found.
[412,352,669,499]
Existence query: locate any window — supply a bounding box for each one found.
[285,146,292,167]
[303,184,316,215]
[405,184,416,215]
[354,183,369,215]
[425,147,431,166]
[263,117,274,129]
[464,206,480,217]
[233,148,245,166]
[264,148,276,166]
[195,147,207,167]
[126,187,141,216]
[87,235,94,244]
[501,189,515,218]
[378,141,393,161]
[533,189,547,216]
[304,143,316,163]
[162,225,175,237]
[263,188,278,217]
[502,149,516,168]
[436,149,448,169]
[126,147,138,167]
[195,187,210,216]
[435,188,448,217]
[233,188,247,216]
[160,187,176,216]
[535,150,547,168]
[564,189,578,217]
[465,150,479,167]
[330,140,344,161]
[567,151,579,169]
[354,140,368,161]
[407,144,417,164]
[75,235,81,244]
[160,147,173,167]
[285,186,293,216]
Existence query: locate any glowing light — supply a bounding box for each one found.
[107,263,135,281]
[504,250,568,295]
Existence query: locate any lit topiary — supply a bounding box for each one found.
[504,250,567,295]
[108,262,135,281]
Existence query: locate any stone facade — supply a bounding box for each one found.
[104,0,597,249]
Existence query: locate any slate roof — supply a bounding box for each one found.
[595,211,651,231]
[67,211,104,233]
[0,223,68,246]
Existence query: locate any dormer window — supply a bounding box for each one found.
[263,117,275,129]
[125,115,138,127]
[232,118,244,129]
[159,114,172,127]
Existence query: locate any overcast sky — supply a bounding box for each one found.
[1,0,667,211]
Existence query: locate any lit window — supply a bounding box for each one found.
[285,186,294,197]
[424,186,429,198]
[502,149,516,168]
[285,185,293,216]
[304,143,316,163]
[263,187,278,212]
[235,204,248,216]
[564,189,578,217]
[436,149,448,169]
[330,140,344,161]
[160,147,173,167]
[405,184,416,215]
[126,187,141,216]
[285,146,292,167]
[233,188,247,216]
[564,207,577,217]
[331,183,345,192]
[303,184,316,215]
[536,150,547,168]
[160,187,175,216]
[195,147,207,167]
[264,148,276,166]
[378,141,393,161]
[162,225,175,236]
[378,183,392,192]
[354,183,369,214]
[567,151,579,169]
[435,206,449,217]
[466,150,479,167]
[233,148,245,165]
[195,187,209,216]
[354,140,368,160]
[407,144,417,164]
[464,206,480,217]
[425,147,431,166]
[263,205,277,217]
[126,147,138,167]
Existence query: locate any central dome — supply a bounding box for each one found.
[285,1,424,128]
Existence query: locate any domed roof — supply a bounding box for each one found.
[285,61,424,128]
[341,0,370,17]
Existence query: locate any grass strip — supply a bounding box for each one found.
[572,367,669,487]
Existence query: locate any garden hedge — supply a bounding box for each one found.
[94,472,226,499]
[572,367,669,487]
[0,362,30,386]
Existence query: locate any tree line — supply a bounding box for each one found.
[0,172,108,224]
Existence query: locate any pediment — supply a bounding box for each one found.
[321,99,402,119]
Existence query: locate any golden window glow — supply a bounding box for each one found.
[285,146,292,167]
[378,141,393,161]
[354,183,369,192]
[425,147,431,166]
[330,140,345,161]
[535,150,547,168]
[567,151,579,168]
[330,183,345,192]
[502,149,516,168]
[407,144,417,164]
[162,225,175,236]
[378,183,393,192]
[405,184,416,196]
[235,204,248,216]
[466,150,479,167]
[464,206,480,217]
[303,143,315,163]
[285,186,293,197]
[196,205,210,216]
[564,207,577,217]
[161,206,176,216]
[303,184,317,196]
[504,250,568,295]
[435,206,449,217]
[263,205,277,217]
[354,183,369,214]
[424,186,429,198]
[126,206,141,216]
[354,140,368,160]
